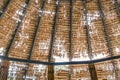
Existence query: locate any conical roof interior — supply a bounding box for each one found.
[0,0,120,80]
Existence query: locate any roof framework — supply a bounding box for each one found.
[0,0,120,80]
[0,0,120,65]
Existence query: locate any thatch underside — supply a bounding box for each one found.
[0,0,120,80]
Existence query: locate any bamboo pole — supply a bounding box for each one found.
[48,65,54,80]
[88,64,98,80]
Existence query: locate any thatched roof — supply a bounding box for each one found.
[0,0,120,80]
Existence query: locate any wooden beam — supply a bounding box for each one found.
[0,60,9,80]
[48,65,54,80]
[88,64,98,80]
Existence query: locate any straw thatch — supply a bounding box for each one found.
[0,0,120,80]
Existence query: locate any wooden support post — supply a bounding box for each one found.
[0,60,9,80]
[48,65,54,80]
[88,64,98,80]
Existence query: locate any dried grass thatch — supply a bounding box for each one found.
[0,0,120,80]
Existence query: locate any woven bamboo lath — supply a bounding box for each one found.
[8,0,42,59]
[53,1,70,79]
[0,0,27,56]
[87,0,109,59]
[0,60,48,80]
[0,0,120,80]
[32,0,56,62]
[95,60,116,80]
[24,63,48,80]
[71,64,91,80]
[54,65,70,80]
[0,0,28,79]
[7,61,26,80]
[53,0,70,63]
[72,0,89,61]
[101,0,120,56]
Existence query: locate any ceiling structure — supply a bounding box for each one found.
[0,0,120,80]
